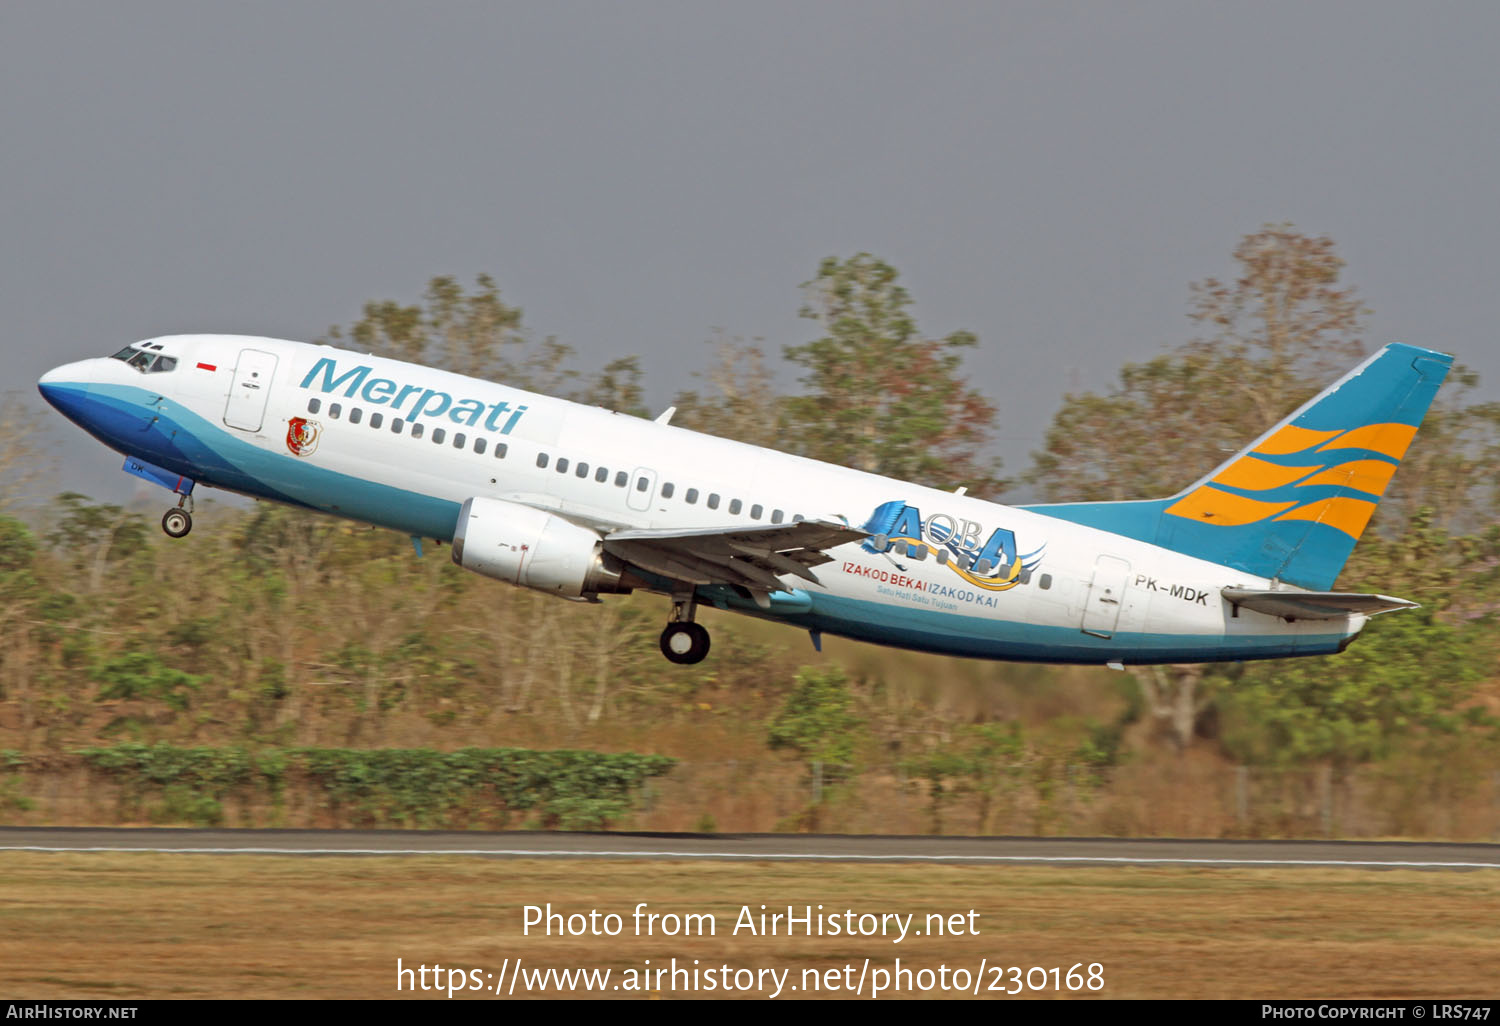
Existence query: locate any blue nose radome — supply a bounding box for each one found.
[38,359,99,421]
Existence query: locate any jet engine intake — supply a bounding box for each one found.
[451,497,630,598]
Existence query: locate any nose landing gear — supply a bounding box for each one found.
[659,595,711,664]
[161,508,192,538]
[161,493,193,538]
[123,457,197,539]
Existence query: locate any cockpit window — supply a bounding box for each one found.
[108,346,178,374]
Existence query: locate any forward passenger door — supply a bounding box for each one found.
[223,349,278,432]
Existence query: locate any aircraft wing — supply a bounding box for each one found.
[603,520,868,593]
[1221,587,1418,620]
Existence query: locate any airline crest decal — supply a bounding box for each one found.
[858,500,1044,592]
[286,417,321,457]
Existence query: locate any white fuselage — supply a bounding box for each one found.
[39,335,1362,663]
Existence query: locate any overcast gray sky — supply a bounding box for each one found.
[4,1,1496,506]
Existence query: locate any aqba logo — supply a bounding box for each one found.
[860,500,1044,591]
[286,417,321,456]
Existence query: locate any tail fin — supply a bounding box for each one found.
[1021,343,1454,589]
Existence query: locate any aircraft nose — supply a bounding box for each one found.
[38,359,98,417]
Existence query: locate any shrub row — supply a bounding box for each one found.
[70,743,674,829]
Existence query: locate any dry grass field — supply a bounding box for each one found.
[2,853,1497,999]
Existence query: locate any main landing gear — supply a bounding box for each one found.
[161,494,193,538]
[659,595,711,665]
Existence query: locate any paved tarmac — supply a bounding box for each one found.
[2,827,1498,868]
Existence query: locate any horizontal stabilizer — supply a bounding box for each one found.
[1221,587,1417,620]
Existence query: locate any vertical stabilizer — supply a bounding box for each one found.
[1021,343,1454,589]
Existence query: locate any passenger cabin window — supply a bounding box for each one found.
[410,422,424,438]
[595,467,608,483]
[661,483,675,499]
[707,493,720,509]
[792,513,804,522]
[636,476,649,492]
[349,408,362,425]
[1039,573,1053,590]
[432,428,446,444]
[453,432,466,448]
[495,442,508,459]
[556,458,569,473]
[685,488,698,504]
[474,438,487,455]
[771,509,784,524]
[576,462,589,478]
[308,398,321,414]
[391,418,404,434]
[729,499,742,515]
[537,453,549,469]
[329,404,342,419]
[750,504,763,520]
[615,471,628,487]
[370,413,383,429]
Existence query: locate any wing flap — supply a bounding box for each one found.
[603,520,867,593]
[1221,587,1418,620]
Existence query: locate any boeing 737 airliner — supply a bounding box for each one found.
[38,337,1451,665]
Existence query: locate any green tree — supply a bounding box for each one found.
[332,273,522,379]
[1029,224,1367,502]
[1215,609,1490,776]
[670,333,783,449]
[93,650,203,739]
[0,394,49,511]
[0,517,43,724]
[46,493,149,593]
[767,667,865,821]
[784,254,1003,494]
[0,515,38,578]
[900,721,1026,834]
[578,355,650,418]
[327,274,580,393]
[1377,368,1500,535]
[767,666,863,768]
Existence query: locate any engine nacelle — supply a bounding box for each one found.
[451,497,631,598]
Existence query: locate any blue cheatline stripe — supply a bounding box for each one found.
[65,383,463,540]
[702,589,1347,664]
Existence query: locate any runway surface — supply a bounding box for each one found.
[2,827,1498,868]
